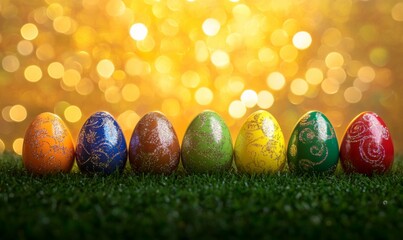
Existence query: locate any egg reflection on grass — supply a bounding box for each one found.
[0,0,401,155]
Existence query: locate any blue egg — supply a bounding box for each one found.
[76,111,127,174]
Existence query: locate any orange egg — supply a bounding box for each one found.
[22,112,75,174]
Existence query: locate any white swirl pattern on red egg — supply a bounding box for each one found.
[345,113,389,171]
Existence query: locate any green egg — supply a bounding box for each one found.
[287,111,339,174]
[181,110,233,173]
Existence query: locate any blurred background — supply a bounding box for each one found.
[0,0,402,155]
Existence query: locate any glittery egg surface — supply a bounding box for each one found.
[22,112,75,175]
[234,110,286,174]
[129,112,180,174]
[181,110,233,173]
[287,111,339,174]
[76,111,127,175]
[340,112,394,176]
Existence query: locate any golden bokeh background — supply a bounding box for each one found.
[0,0,402,155]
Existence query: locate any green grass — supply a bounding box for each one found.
[1,153,403,239]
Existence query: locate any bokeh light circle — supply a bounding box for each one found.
[266,72,286,91]
[195,87,214,105]
[24,65,43,83]
[64,105,82,123]
[292,31,312,50]
[257,91,274,109]
[13,138,24,155]
[229,100,246,119]
[9,105,27,122]
[130,23,148,41]
[290,78,309,96]
[97,59,115,78]
[202,18,221,36]
[0,139,5,154]
[20,23,38,40]
[2,55,20,73]
[241,89,258,108]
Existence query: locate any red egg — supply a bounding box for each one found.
[340,112,394,176]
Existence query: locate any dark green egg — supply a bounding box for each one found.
[181,110,233,173]
[287,111,339,174]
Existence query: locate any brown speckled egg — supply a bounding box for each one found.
[22,112,75,175]
[129,112,180,174]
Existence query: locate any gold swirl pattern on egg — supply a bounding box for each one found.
[287,111,339,174]
[76,112,127,174]
[235,110,286,174]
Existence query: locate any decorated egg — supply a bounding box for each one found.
[76,111,127,174]
[129,112,180,174]
[181,110,233,173]
[234,110,286,174]
[22,112,75,175]
[287,111,339,174]
[340,111,394,176]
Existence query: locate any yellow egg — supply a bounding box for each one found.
[234,110,286,174]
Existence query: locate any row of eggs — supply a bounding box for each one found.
[22,110,394,176]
